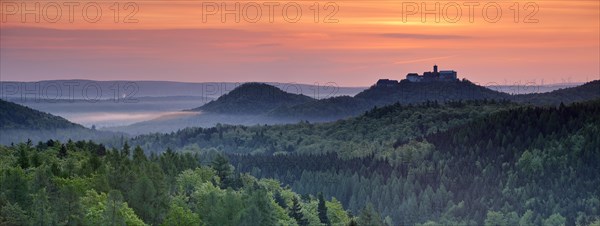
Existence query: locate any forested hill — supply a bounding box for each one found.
[269,79,511,120]
[0,99,83,130]
[191,83,314,114]
[419,99,600,225]
[268,96,370,120]
[0,99,122,145]
[130,100,519,158]
[355,79,510,106]
[223,99,600,225]
[275,79,600,120]
[515,80,600,105]
[187,80,512,121]
[184,80,598,121]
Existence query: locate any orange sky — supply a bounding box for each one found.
[1,0,599,86]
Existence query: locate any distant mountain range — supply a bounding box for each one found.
[106,79,600,135]
[0,80,365,101]
[2,78,598,136]
[1,80,586,102]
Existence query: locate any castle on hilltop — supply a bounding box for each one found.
[375,65,459,87]
[406,65,458,82]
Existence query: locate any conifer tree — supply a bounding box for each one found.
[289,196,309,226]
[211,154,233,188]
[318,192,330,225]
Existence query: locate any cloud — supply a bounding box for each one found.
[255,43,281,48]
[380,33,469,40]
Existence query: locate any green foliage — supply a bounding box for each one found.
[211,154,233,188]
[543,213,566,226]
[589,219,600,226]
[289,196,309,226]
[79,189,145,226]
[0,141,354,226]
[326,198,350,226]
[0,201,29,225]
[161,201,201,226]
[206,100,600,225]
[4,97,600,225]
[519,210,536,226]
[239,189,278,226]
[357,203,385,226]
[484,211,506,226]
[317,192,330,225]
[132,100,516,161]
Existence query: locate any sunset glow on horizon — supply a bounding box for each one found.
[1,0,599,86]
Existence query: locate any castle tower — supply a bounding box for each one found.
[433,65,438,73]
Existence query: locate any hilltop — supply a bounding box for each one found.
[0,99,122,145]
[268,79,511,120]
[271,79,600,120]
[191,83,314,114]
[515,80,600,105]
[0,99,83,130]
[356,78,510,105]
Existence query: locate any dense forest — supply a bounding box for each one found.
[0,140,395,225]
[130,100,518,160]
[248,100,600,225]
[127,100,600,225]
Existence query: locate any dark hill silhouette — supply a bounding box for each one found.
[191,83,314,114]
[0,99,83,130]
[515,80,600,105]
[272,79,600,120]
[355,79,510,105]
[271,79,511,119]
[0,99,122,145]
